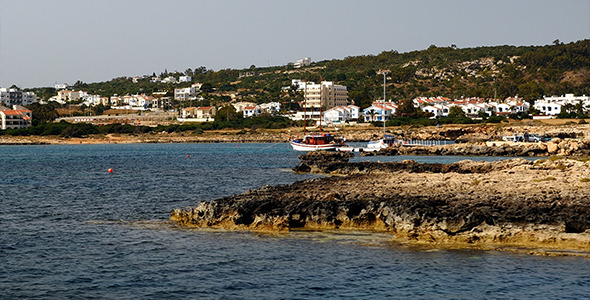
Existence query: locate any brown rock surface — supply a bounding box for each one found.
[172,154,590,255]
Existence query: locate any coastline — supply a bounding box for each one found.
[171,153,590,256]
[1,122,589,146]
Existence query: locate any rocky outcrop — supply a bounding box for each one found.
[362,138,590,157]
[172,154,590,254]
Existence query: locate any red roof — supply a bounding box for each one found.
[197,106,212,110]
[1,110,23,115]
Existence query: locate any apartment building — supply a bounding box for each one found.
[290,80,348,109]
[0,105,32,130]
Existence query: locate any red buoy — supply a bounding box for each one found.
[187,154,190,158]
[108,168,113,173]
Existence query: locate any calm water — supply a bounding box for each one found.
[1,143,588,299]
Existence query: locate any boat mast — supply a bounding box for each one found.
[380,70,389,138]
[303,80,307,136]
[319,77,323,134]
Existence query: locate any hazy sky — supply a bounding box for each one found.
[1,0,589,88]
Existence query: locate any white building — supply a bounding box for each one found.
[179,75,192,83]
[81,94,103,106]
[362,101,398,122]
[161,76,176,84]
[294,57,311,68]
[258,102,281,114]
[243,106,263,117]
[494,103,512,114]
[110,94,153,110]
[0,88,37,106]
[1,105,32,130]
[56,90,81,103]
[232,101,257,113]
[174,87,198,101]
[422,104,450,118]
[55,83,69,90]
[323,105,360,123]
[534,101,562,116]
[286,110,322,121]
[290,80,348,109]
[179,106,216,122]
[534,94,589,115]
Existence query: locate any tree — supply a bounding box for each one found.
[447,106,466,118]
[215,105,242,122]
[91,103,109,116]
[396,99,418,117]
[200,83,214,93]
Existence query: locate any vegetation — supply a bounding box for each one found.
[6,40,588,135]
[0,115,296,138]
[25,40,589,109]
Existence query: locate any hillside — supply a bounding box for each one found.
[27,40,590,109]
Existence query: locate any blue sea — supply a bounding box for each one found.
[1,143,589,299]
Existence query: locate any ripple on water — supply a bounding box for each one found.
[1,144,589,299]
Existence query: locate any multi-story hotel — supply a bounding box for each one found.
[290,79,349,109]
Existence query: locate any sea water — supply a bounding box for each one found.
[1,143,589,299]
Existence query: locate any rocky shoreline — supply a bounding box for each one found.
[2,122,589,146]
[362,138,590,157]
[171,152,590,255]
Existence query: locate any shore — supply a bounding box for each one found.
[1,121,589,145]
[171,152,590,256]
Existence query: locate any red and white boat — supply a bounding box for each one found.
[289,133,346,151]
[289,78,347,151]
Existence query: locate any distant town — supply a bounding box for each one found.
[1,47,590,131]
[1,77,589,130]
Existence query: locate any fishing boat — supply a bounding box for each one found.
[290,133,346,151]
[289,78,347,151]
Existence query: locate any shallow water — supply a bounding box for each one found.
[1,143,588,299]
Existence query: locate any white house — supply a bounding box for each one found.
[81,94,103,106]
[232,101,258,112]
[323,105,360,123]
[180,106,216,121]
[243,106,263,117]
[56,90,80,103]
[534,101,562,115]
[161,76,176,84]
[174,87,197,101]
[455,102,493,116]
[55,83,69,90]
[294,57,311,68]
[421,104,450,118]
[494,103,512,114]
[179,75,192,83]
[362,101,398,122]
[534,94,589,115]
[258,102,282,115]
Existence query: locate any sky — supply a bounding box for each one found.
[1,0,589,88]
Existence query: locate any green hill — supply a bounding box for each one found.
[29,40,590,110]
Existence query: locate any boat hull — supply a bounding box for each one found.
[289,141,341,151]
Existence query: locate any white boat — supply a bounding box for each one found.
[366,135,398,150]
[290,133,346,151]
